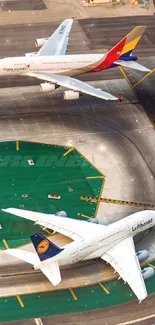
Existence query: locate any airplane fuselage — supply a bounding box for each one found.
[36,210,155,269]
[0,54,107,77]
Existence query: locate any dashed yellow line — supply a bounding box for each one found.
[63,147,74,157]
[16,295,24,308]
[119,66,133,89]
[80,195,155,209]
[94,178,105,218]
[133,68,155,88]
[147,263,155,269]
[69,288,78,300]
[2,239,9,249]
[86,175,105,179]
[99,282,110,294]
[77,213,91,219]
[16,140,19,151]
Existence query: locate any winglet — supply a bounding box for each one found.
[30,233,64,262]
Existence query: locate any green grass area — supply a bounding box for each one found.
[0,141,103,248]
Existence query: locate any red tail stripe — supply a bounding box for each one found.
[89,36,127,72]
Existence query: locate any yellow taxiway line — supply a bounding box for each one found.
[16,140,19,151]
[99,282,110,294]
[147,263,155,269]
[63,147,74,157]
[75,148,105,178]
[69,288,78,300]
[119,66,133,89]
[16,295,24,307]
[77,213,91,219]
[80,195,155,209]
[119,66,155,129]
[94,178,105,219]
[133,68,155,89]
[86,175,105,180]
[2,239,9,249]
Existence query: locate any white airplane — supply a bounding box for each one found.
[0,19,150,102]
[2,207,155,302]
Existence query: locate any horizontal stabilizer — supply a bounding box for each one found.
[115,60,150,72]
[5,248,61,286]
[5,249,40,265]
[40,262,61,286]
[30,233,64,262]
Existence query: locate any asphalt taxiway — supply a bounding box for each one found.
[0,15,155,325]
[0,0,47,11]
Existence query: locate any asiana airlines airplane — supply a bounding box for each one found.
[0,19,150,102]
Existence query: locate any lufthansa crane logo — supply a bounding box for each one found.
[37,239,49,254]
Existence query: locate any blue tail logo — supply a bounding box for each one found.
[30,233,64,262]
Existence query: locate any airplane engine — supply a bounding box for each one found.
[88,218,98,224]
[142,267,155,280]
[55,211,67,217]
[136,250,149,262]
[35,38,49,48]
[63,90,80,100]
[25,52,37,57]
[40,83,56,92]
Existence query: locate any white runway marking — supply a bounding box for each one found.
[116,313,155,325]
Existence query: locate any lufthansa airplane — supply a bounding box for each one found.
[0,19,150,102]
[2,207,155,302]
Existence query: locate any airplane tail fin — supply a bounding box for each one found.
[90,26,147,72]
[115,26,146,60]
[114,26,150,72]
[111,26,150,72]
[30,233,64,262]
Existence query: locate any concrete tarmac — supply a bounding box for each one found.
[0,17,155,245]
[0,16,155,324]
[0,0,47,11]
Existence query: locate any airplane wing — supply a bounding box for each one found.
[2,208,105,241]
[40,261,61,286]
[27,72,120,101]
[37,19,73,56]
[101,237,147,301]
